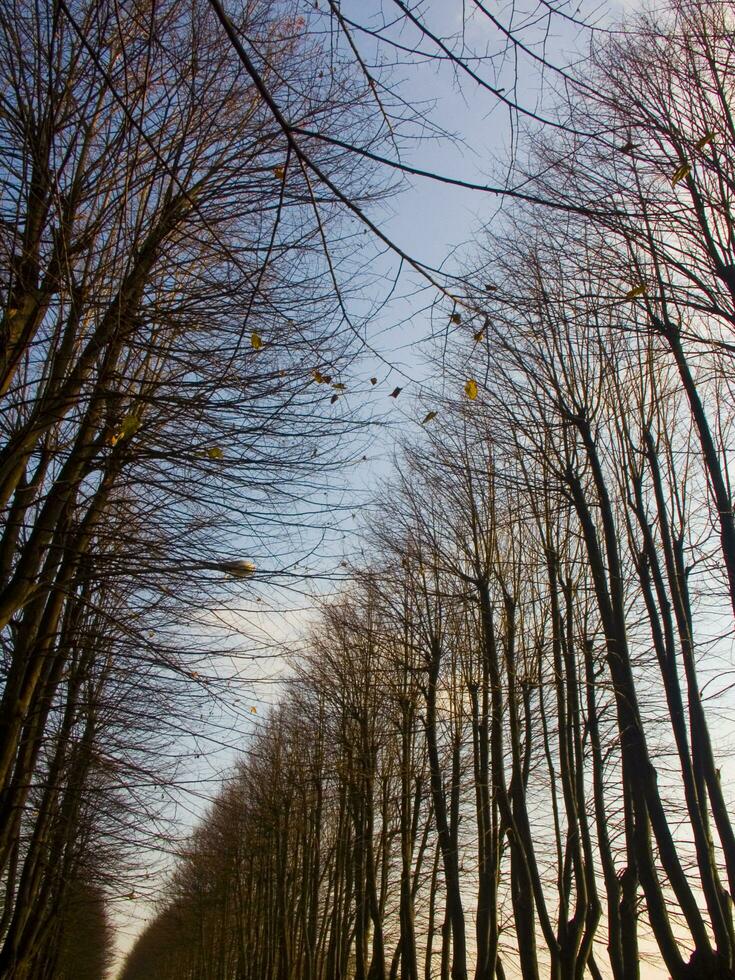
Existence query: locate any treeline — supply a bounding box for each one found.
[124,2,735,978]
[0,0,382,976]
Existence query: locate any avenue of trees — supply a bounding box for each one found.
[122,1,735,979]
[0,0,395,975]
[3,0,621,970]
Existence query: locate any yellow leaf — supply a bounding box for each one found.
[464,379,478,401]
[624,284,647,301]
[251,332,263,350]
[207,446,223,460]
[332,382,346,390]
[250,705,257,714]
[671,163,691,186]
[225,560,256,579]
[473,328,485,343]
[110,414,140,446]
[422,411,437,424]
[274,166,285,180]
[695,131,714,151]
[120,414,141,437]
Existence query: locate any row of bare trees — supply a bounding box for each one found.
[124,1,735,978]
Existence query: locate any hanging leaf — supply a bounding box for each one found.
[473,328,485,343]
[464,378,478,400]
[251,332,263,350]
[330,393,339,404]
[624,284,647,301]
[485,283,498,292]
[369,376,378,385]
[695,131,714,151]
[250,706,257,714]
[207,446,223,460]
[332,382,346,390]
[312,369,327,384]
[110,414,140,446]
[121,415,141,438]
[450,312,462,325]
[273,165,286,180]
[389,386,402,398]
[671,163,691,186]
[422,411,437,424]
[223,560,256,579]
